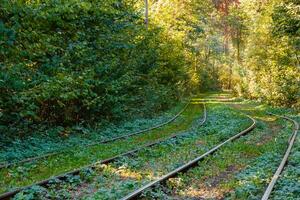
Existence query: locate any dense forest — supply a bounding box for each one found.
[0,0,299,134]
[0,0,299,199]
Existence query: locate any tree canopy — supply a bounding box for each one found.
[0,0,299,137]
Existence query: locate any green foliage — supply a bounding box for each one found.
[273,0,300,49]
[0,0,186,132]
[230,0,300,108]
[14,185,50,200]
[0,0,298,139]
[226,153,281,199]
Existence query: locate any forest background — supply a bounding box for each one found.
[0,0,299,138]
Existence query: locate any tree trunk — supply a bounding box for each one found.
[145,0,149,29]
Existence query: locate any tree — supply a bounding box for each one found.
[145,0,149,29]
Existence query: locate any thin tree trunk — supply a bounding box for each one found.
[145,0,149,29]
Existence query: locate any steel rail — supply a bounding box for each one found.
[121,114,256,200]
[261,113,299,200]
[0,101,190,170]
[0,104,206,200]
[194,98,238,102]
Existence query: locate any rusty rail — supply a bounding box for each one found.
[261,113,299,200]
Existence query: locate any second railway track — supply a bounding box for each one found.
[0,103,206,199]
[121,113,256,200]
[0,101,191,170]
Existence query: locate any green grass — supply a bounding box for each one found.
[0,102,203,194]
[13,101,254,199]
[0,101,187,163]
[7,92,298,200]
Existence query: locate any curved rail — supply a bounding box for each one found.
[0,104,206,200]
[261,113,299,200]
[0,101,190,170]
[121,114,256,200]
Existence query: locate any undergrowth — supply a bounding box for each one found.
[0,102,201,194]
[0,101,186,163]
[137,100,296,200]
[13,103,252,199]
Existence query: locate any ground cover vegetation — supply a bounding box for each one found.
[130,97,299,200]
[0,101,187,164]
[12,102,253,199]
[0,102,203,194]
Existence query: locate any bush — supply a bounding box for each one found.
[0,0,186,129]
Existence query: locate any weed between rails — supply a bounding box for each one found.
[13,103,252,199]
[0,103,201,194]
[138,102,295,200]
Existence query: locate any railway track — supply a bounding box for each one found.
[261,113,299,200]
[121,113,256,200]
[0,101,190,170]
[0,103,206,200]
